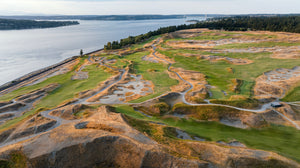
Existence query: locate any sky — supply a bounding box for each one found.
[0,0,299,15]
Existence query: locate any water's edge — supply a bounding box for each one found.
[0,48,103,95]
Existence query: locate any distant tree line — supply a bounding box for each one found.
[0,18,79,30]
[0,15,185,21]
[104,16,300,50]
[83,15,184,21]
[202,16,300,33]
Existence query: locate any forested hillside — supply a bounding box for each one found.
[104,16,300,50]
[0,18,79,30]
[204,16,300,32]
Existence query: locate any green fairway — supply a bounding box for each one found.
[1,29,299,164]
[115,51,178,103]
[0,61,112,130]
[282,85,300,102]
[158,48,300,99]
[114,104,300,162]
[36,64,112,109]
[0,57,87,102]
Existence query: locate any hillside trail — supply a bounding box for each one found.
[1,40,299,148]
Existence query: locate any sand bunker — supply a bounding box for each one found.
[99,75,153,104]
[142,55,159,63]
[71,59,92,80]
[166,39,263,49]
[254,66,300,99]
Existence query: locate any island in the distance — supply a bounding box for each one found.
[0,18,79,30]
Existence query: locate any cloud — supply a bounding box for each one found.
[0,0,299,15]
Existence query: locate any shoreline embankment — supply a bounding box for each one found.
[0,48,104,95]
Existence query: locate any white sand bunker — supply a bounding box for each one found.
[142,55,159,63]
[254,66,300,98]
[265,67,300,82]
[99,75,153,104]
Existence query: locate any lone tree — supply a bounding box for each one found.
[80,49,83,56]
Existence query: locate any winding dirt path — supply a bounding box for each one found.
[150,40,300,128]
[1,42,300,148]
[272,109,300,129]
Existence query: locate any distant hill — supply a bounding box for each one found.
[1,14,299,21]
[0,15,185,21]
[0,18,79,30]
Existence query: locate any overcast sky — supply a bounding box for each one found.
[0,0,299,15]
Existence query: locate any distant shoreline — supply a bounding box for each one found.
[0,18,79,31]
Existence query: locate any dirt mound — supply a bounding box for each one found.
[254,67,300,99]
[171,67,208,103]
[0,106,298,167]
[0,106,205,168]
[188,142,299,168]
[50,104,89,120]
[1,114,56,143]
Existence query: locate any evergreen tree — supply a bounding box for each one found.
[80,49,83,56]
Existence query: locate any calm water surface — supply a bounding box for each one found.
[0,19,190,85]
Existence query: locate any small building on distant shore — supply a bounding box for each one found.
[271,102,282,108]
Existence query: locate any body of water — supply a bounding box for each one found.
[0,18,193,85]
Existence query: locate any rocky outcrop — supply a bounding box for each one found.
[0,106,209,168]
[29,136,208,168]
